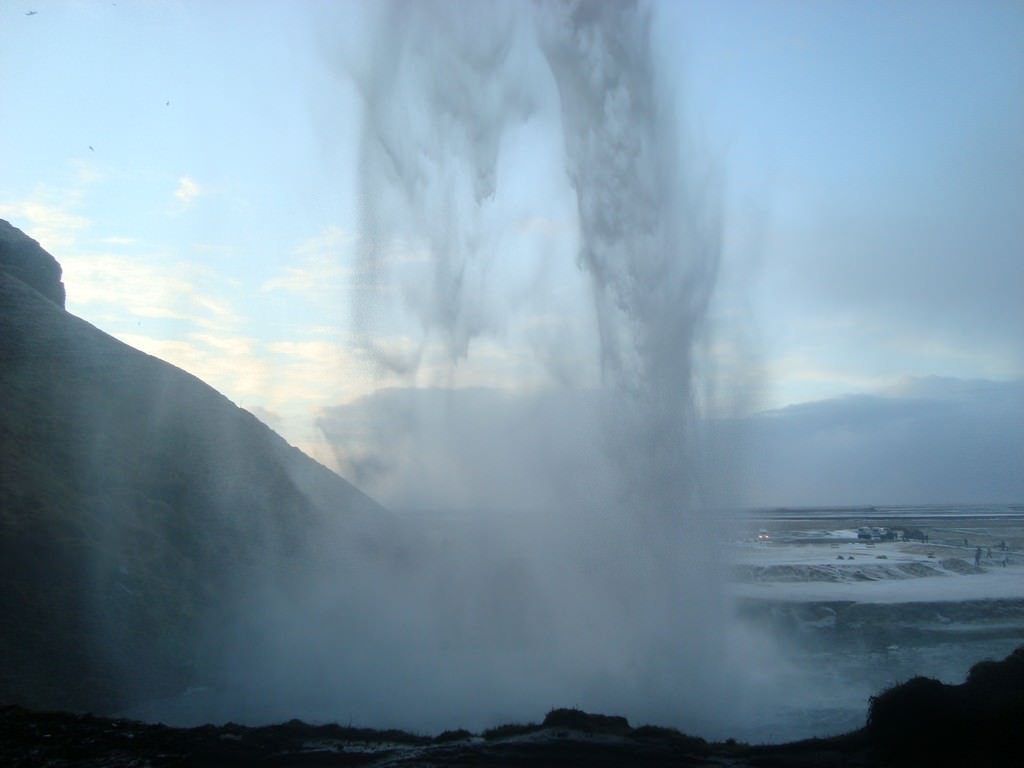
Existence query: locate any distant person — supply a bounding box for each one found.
[975,547,982,567]
[987,547,992,558]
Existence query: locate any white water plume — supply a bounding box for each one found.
[126,0,786,740]
[120,0,768,740]
[315,0,751,734]
[536,0,721,529]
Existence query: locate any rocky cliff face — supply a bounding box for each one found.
[0,220,389,714]
[0,220,65,308]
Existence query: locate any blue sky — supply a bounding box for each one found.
[3,1,1022,506]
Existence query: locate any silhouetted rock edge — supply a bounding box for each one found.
[2,646,1022,766]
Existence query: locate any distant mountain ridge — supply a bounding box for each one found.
[0,219,388,713]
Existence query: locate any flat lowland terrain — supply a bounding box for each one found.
[723,507,1024,745]
[734,508,1024,603]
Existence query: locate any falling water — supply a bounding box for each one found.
[332,0,746,734]
[536,1,721,529]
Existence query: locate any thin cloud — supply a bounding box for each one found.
[173,176,203,207]
[188,332,255,358]
[108,326,353,454]
[0,197,89,252]
[0,167,104,254]
[261,253,350,300]
[116,331,271,403]
[70,159,102,187]
[266,339,377,403]
[262,226,354,301]
[192,294,244,333]
[62,250,245,336]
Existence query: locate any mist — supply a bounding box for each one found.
[169,0,764,736]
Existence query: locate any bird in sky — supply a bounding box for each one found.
[88,146,94,152]
[26,10,38,15]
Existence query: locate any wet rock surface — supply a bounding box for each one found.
[0,705,873,767]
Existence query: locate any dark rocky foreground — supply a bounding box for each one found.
[3,646,1023,767]
[0,704,868,767]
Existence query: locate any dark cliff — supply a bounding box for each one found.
[0,219,65,308]
[0,220,388,714]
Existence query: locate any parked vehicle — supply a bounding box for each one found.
[858,526,893,541]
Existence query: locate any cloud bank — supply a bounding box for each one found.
[730,377,1024,508]
[321,377,1023,513]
